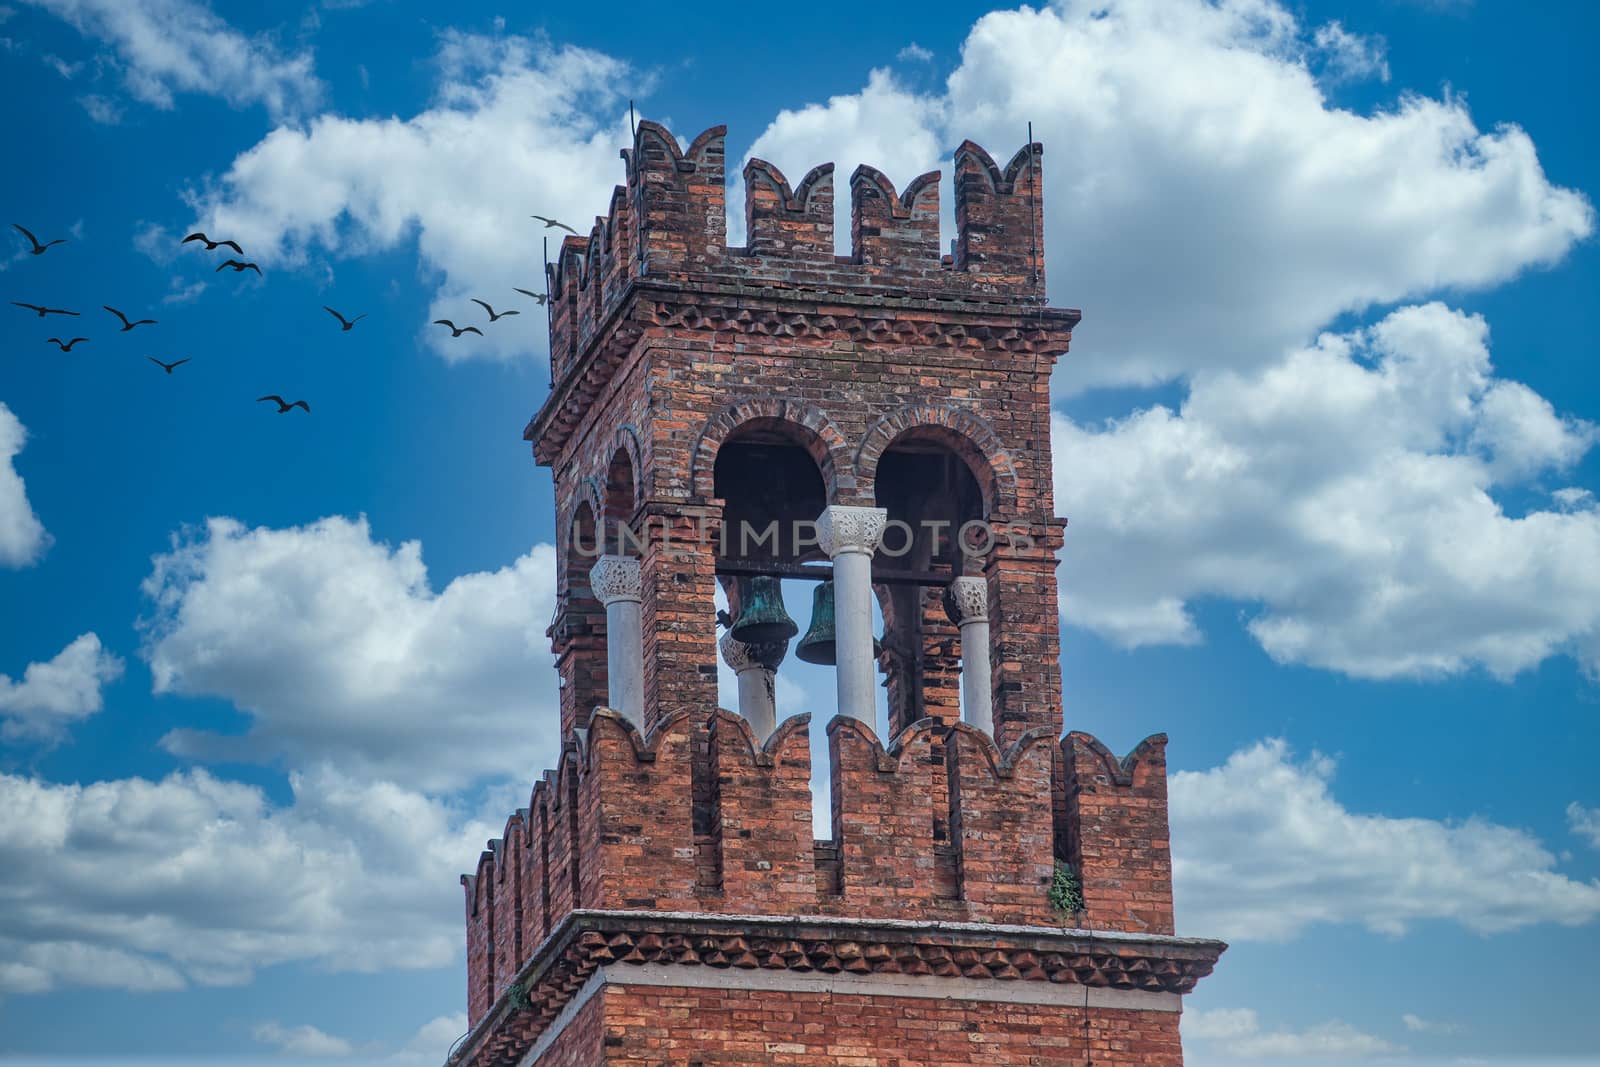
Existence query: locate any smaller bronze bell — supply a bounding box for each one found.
[727,576,798,645]
[796,580,838,665]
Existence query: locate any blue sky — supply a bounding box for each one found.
[1,0,1598,1064]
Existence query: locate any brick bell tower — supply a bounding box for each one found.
[449,122,1225,1067]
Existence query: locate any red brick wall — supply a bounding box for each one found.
[572,984,1183,1066]
[463,851,494,1023]
[529,985,605,1067]
[1064,732,1176,936]
[463,712,1180,1026]
[710,710,817,912]
[490,819,524,998]
[946,723,1056,924]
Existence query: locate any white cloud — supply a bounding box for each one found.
[186,0,1589,385]
[254,1021,357,1057]
[0,402,50,568]
[160,275,207,304]
[393,1015,468,1063]
[1170,740,1600,941]
[42,51,81,78]
[0,765,497,993]
[897,42,933,63]
[77,92,122,123]
[738,67,945,249]
[139,515,560,791]
[1401,1013,1460,1034]
[20,0,320,117]
[740,0,1590,393]
[1186,1007,1401,1058]
[186,31,639,363]
[1054,303,1600,679]
[1312,20,1389,83]
[0,633,125,742]
[1569,803,1600,849]
[249,1013,467,1063]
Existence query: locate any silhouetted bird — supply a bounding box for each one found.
[216,259,262,275]
[257,395,310,413]
[323,306,366,331]
[433,319,482,337]
[12,224,65,255]
[513,288,549,306]
[472,299,519,322]
[103,305,157,331]
[530,215,578,234]
[148,357,190,374]
[182,232,243,254]
[46,337,88,352]
[11,302,78,317]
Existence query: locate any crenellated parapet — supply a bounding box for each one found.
[536,122,1054,407]
[954,140,1046,289]
[461,709,1190,1027]
[1063,732,1176,935]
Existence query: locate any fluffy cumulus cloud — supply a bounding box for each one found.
[0,402,50,567]
[1169,740,1600,941]
[0,765,498,993]
[140,515,560,791]
[0,633,124,742]
[950,0,1590,391]
[253,1021,358,1057]
[1054,303,1600,678]
[738,0,1590,392]
[185,0,1590,384]
[1185,1008,1401,1058]
[20,0,321,117]
[185,32,637,362]
[1570,803,1600,849]
[736,67,946,247]
[251,1013,468,1062]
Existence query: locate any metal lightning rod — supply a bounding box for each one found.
[1027,120,1039,289]
[543,234,553,389]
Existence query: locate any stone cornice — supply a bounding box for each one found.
[524,278,1081,465]
[448,909,1226,1067]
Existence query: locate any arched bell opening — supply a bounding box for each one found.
[872,431,989,737]
[556,499,608,733]
[710,419,832,737]
[602,445,640,557]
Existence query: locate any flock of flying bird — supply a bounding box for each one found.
[8,213,579,413]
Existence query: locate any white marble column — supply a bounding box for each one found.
[718,633,787,742]
[816,505,888,726]
[945,576,993,735]
[589,555,644,728]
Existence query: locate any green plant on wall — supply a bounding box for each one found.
[1049,861,1084,916]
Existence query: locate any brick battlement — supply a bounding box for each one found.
[541,122,1048,394]
[461,708,1182,1027]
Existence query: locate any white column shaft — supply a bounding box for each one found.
[734,667,777,741]
[590,555,644,728]
[605,599,644,726]
[959,618,993,735]
[831,549,877,725]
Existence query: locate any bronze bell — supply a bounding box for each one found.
[727,576,798,645]
[795,580,838,665]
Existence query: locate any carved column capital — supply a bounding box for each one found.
[944,576,990,625]
[719,632,788,673]
[589,555,641,606]
[816,505,888,559]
